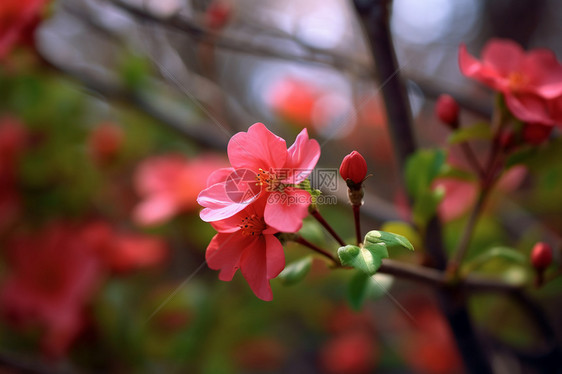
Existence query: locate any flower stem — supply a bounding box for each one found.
[447,189,488,277]
[460,142,486,178]
[293,235,339,265]
[353,204,361,245]
[448,98,507,276]
[310,208,346,247]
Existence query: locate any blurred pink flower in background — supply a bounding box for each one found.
[0,117,27,233]
[0,0,48,59]
[198,123,320,233]
[434,165,527,222]
[392,299,461,374]
[459,38,562,126]
[268,77,320,128]
[204,0,233,30]
[321,305,378,374]
[134,154,227,226]
[0,223,102,358]
[0,220,168,357]
[79,221,168,274]
[206,197,284,301]
[88,122,124,166]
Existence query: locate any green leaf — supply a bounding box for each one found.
[448,122,493,144]
[412,187,445,228]
[347,272,395,310]
[278,257,313,286]
[439,164,477,181]
[405,149,447,198]
[380,221,422,252]
[348,271,372,311]
[364,230,415,252]
[338,243,389,276]
[505,146,536,169]
[405,149,449,227]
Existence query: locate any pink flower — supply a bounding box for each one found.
[88,122,124,165]
[198,123,320,233]
[206,197,284,301]
[0,0,48,59]
[268,78,320,128]
[0,223,102,358]
[459,39,562,126]
[0,117,27,233]
[134,154,228,226]
[204,0,232,30]
[434,165,527,222]
[79,221,168,274]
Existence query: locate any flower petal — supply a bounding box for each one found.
[133,196,178,226]
[206,167,234,186]
[206,233,253,281]
[505,93,555,125]
[523,49,562,98]
[283,128,321,184]
[459,43,508,92]
[481,38,524,76]
[227,123,287,171]
[264,189,310,233]
[239,236,273,301]
[197,182,253,222]
[264,234,285,279]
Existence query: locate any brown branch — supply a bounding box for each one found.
[103,0,372,77]
[352,1,493,373]
[309,208,346,247]
[0,351,71,374]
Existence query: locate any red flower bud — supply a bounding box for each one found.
[531,242,553,271]
[435,94,459,128]
[205,0,232,30]
[522,123,552,145]
[340,151,367,184]
[499,129,516,150]
[89,122,124,165]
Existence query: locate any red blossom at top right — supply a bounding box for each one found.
[459,39,562,126]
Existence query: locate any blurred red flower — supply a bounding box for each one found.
[392,300,461,374]
[0,219,167,357]
[268,78,320,128]
[0,0,48,59]
[204,0,232,30]
[459,39,562,126]
[88,122,124,165]
[320,305,378,374]
[134,154,227,226]
[434,165,526,222]
[0,117,27,233]
[79,221,168,274]
[0,223,102,358]
[320,331,378,374]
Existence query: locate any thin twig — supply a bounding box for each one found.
[309,208,346,247]
[353,1,493,373]
[103,0,372,77]
[353,204,362,245]
[448,190,488,275]
[293,235,339,265]
[460,142,486,178]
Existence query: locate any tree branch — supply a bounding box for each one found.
[352,1,493,372]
